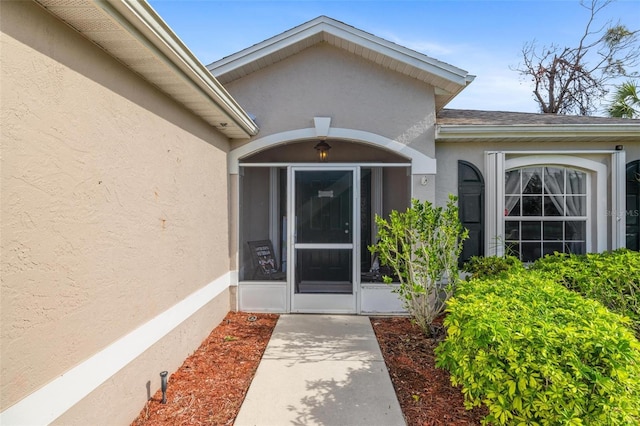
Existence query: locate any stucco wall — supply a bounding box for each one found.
[224,43,437,159]
[435,140,638,254]
[434,140,640,207]
[1,1,231,420]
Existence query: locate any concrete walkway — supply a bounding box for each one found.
[234,315,406,426]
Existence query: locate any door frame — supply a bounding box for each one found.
[288,165,360,313]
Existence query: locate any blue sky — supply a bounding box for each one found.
[149,0,640,114]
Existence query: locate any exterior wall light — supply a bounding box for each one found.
[314,140,331,162]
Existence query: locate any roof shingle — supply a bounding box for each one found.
[437,109,639,126]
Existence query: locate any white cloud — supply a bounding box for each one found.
[378,31,456,57]
[448,66,539,112]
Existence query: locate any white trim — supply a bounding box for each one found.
[437,125,640,141]
[0,275,231,426]
[38,0,257,138]
[294,243,354,250]
[504,156,606,253]
[486,153,610,257]
[484,152,503,256]
[371,167,383,245]
[239,162,411,169]
[209,16,473,87]
[228,127,436,174]
[269,168,280,261]
[290,166,358,313]
[314,117,331,139]
[612,151,627,249]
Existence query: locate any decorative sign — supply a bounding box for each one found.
[248,240,278,274]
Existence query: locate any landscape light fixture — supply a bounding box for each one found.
[160,371,168,404]
[314,140,331,162]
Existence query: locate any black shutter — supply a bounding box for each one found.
[458,161,485,265]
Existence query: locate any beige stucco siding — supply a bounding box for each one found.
[1,0,231,416]
[224,43,437,158]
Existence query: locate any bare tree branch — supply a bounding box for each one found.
[512,0,639,115]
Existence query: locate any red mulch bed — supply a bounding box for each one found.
[371,317,487,425]
[131,312,278,426]
[131,312,487,425]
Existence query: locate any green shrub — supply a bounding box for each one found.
[531,249,640,336]
[435,272,640,425]
[462,255,524,280]
[370,195,468,336]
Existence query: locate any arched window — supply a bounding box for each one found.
[504,166,587,261]
[627,160,640,251]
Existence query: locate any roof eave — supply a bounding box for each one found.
[35,0,258,139]
[436,123,640,141]
[209,16,474,104]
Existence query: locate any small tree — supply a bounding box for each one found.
[607,80,640,118]
[514,0,639,115]
[370,195,468,337]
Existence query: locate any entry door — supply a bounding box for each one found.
[291,168,358,313]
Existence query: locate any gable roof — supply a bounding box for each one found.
[207,16,475,111]
[34,0,258,139]
[436,109,640,143]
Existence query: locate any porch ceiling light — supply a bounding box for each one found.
[314,140,331,162]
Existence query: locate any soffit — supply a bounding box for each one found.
[34,0,258,140]
[208,16,475,111]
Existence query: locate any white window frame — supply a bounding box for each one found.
[503,166,590,261]
[485,151,626,257]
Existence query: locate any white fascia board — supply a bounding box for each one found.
[319,19,472,85]
[208,23,326,76]
[99,0,258,137]
[436,124,640,140]
[210,16,473,88]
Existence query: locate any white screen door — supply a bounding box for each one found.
[290,167,358,313]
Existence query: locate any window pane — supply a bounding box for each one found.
[502,166,589,263]
[521,242,541,262]
[296,249,352,292]
[565,221,586,240]
[522,196,542,216]
[523,168,542,194]
[506,242,520,259]
[566,196,586,216]
[505,170,521,194]
[565,241,586,255]
[544,196,563,216]
[544,167,565,194]
[543,222,563,240]
[506,197,520,216]
[505,221,519,240]
[567,170,586,194]
[522,221,541,240]
[543,242,564,256]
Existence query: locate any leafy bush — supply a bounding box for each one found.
[435,272,640,425]
[370,195,468,336]
[531,249,640,336]
[462,255,524,280]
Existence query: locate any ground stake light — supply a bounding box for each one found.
[160,371,168,404]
